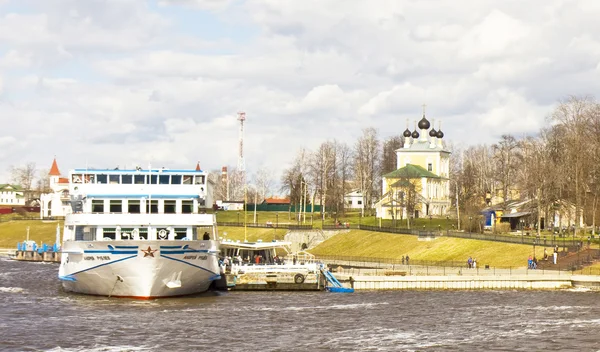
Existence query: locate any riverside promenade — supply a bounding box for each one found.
[320,259,600,291]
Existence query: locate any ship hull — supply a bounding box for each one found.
[58,240,220,298]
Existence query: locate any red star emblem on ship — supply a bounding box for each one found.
[141,246,157,257]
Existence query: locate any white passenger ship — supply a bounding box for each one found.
[57,167,220,298]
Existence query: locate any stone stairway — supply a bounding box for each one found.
[537,248,599,270]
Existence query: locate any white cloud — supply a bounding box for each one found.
[1,0,600,187]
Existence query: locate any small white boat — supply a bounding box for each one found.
[218,240,323,290]
[58,167,220,298]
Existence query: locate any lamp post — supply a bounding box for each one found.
[469,216,472,233]
[520,219,524,242]
[276,212,279,228]
[429,214,432,228]
[237,212,240,225]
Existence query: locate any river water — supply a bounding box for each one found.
[2,257,600,352]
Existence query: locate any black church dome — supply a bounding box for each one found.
[418,116,430,129]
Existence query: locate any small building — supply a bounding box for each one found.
[39,158,71,219]
[215,200,245,211]
[0,184,25,205]
[262,197,291,207]
[343,190,364,210]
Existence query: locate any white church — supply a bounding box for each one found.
[375,111,451,220]
[39,158,71,219]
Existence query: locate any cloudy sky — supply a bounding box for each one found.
[1,0,599,185]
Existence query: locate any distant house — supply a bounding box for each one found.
[215,200,245,211]
[262,197,290,206]
[482,198,584,231]
[482,199,533,231]
[0,184,25,206]
[343,190,364,210]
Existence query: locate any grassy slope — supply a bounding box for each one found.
[0,220,540,268]
[310,230,542,268]
[0,220,63,247]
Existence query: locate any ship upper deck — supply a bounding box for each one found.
[69,168,207,199]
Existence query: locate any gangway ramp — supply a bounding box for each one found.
[322,269,354,293]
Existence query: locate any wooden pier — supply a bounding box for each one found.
[11,250,61,263]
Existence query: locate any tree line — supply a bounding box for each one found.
[210,95,600,235]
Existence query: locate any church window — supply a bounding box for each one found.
[428,163,433,172]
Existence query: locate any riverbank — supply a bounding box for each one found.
[338,273,600,291]
[0,248,15,257]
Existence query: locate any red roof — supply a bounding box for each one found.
[195,162,201,171]
[49,158,61,176]
[263,198,290,204]
[58,177,69,184]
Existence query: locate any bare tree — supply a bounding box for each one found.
[492,135,522,203]
[380,135,402,176]
[354,127,380,216]
[519,134,556,236]
[551,95,595,235]
[10,162,37,203]
[253,167,274,200]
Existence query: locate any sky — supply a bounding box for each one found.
[1,0,600,185]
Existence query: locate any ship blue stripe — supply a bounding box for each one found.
[160,246,183,249]
[160,250,211,254]
[115,246,138,249]
[160,255,219,276]
[84,250,138,254]
[65,255,138,277]
[58,275,77,282]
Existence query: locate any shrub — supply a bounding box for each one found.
[494,223,511,234]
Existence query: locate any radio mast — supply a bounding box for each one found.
[237,112,246,174]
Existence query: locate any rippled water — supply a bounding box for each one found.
[2,257,600,351]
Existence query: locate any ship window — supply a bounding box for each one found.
[110,200,122,213]
[146,200,158,213]
[174,228,188,240]
[84,174,94,183]
[102,228,116,240]
[122,175,133,184]
[97,174,108,184]
[109,175,120,184]
[92,200,104,213]
[171,175,182,184]
[194,175,205,184]
[137,227,148,240]
[164,200,176,214]
[182,200,193,213]
[159,175,170,184]
[128,200,140,213]
[83,227,95,241]
[72,174,83,183]
[183,175,192,185]
[134,175,145,184]
[149,175,158,184]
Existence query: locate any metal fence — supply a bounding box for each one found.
[217,222,313,230]
[314,253,600,276]
[355,224,583,248]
